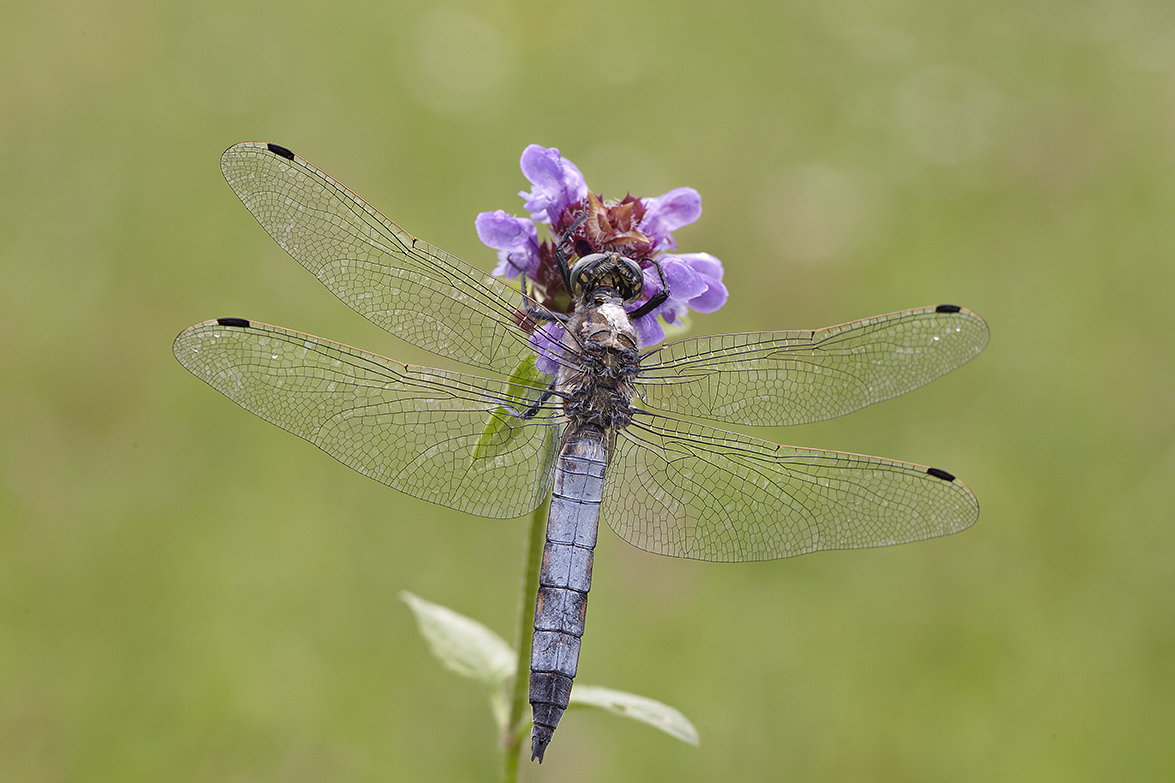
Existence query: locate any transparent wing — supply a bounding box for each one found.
[173,318,560,519]
[636,305,988,427]
[603,413,978,562]
[220,142,552,376]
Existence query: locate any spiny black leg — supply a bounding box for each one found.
[554,211,589,293]
[516,276,566,325]
[628,257,670,320]
[525,294,566,326]
[512,270,586,372]
[496,379,560,421]
[520,385,557,419]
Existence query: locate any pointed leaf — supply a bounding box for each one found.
[472,408,527,463]
[472,355,550,463]
[505,354,549,402]
[401,592,514,688]
[569,685,700,746]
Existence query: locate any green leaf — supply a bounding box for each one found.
[569,685,700,746]
[472,355,550,464]
[401,592,701,749]
[400,592,514,689]
[472,408,524,462]
[505,353,551,401]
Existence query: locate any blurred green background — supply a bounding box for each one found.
[3,0,1173,780]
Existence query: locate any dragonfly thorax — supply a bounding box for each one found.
[555,296,640,431]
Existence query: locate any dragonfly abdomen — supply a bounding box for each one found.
[529,423,606,762]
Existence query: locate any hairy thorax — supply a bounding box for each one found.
[556,301,640,430]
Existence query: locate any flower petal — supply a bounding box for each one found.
[631,252,729,344]
[531,322,565,377]
[667,253,727,312]
[658,256,707,300]
[633,314,665,347]
[518,145,588,225]
[641,264,664,298]
[687,278,728,313]
[676,251,723,282]
[475,210,540,278]
[641,187,702,250]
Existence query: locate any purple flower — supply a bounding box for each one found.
[476,145,726,367]
[475,210,540,279]
[530,321,565,378]
[640,187,702,252]
[518,145,587,225]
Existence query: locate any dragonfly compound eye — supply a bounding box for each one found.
[569,253,645,303]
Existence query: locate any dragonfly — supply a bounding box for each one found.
[173,142,988,762]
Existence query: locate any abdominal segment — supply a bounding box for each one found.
[529,424,605,761]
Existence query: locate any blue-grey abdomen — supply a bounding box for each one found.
[530,424,607,761]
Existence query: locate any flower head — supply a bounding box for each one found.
[476,145,727,372]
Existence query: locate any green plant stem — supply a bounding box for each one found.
[500,497,548,783]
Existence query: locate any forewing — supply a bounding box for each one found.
[636,305,988,426]
[173,318,559,519]
[220,142,548,376]
[602,413,978,562]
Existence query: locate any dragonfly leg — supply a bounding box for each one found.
[520,279,567,325]
[518,384,556,419]
[554,211,589,293]
[627,257,669,321]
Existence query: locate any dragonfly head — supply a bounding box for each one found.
[568,252,644,307]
